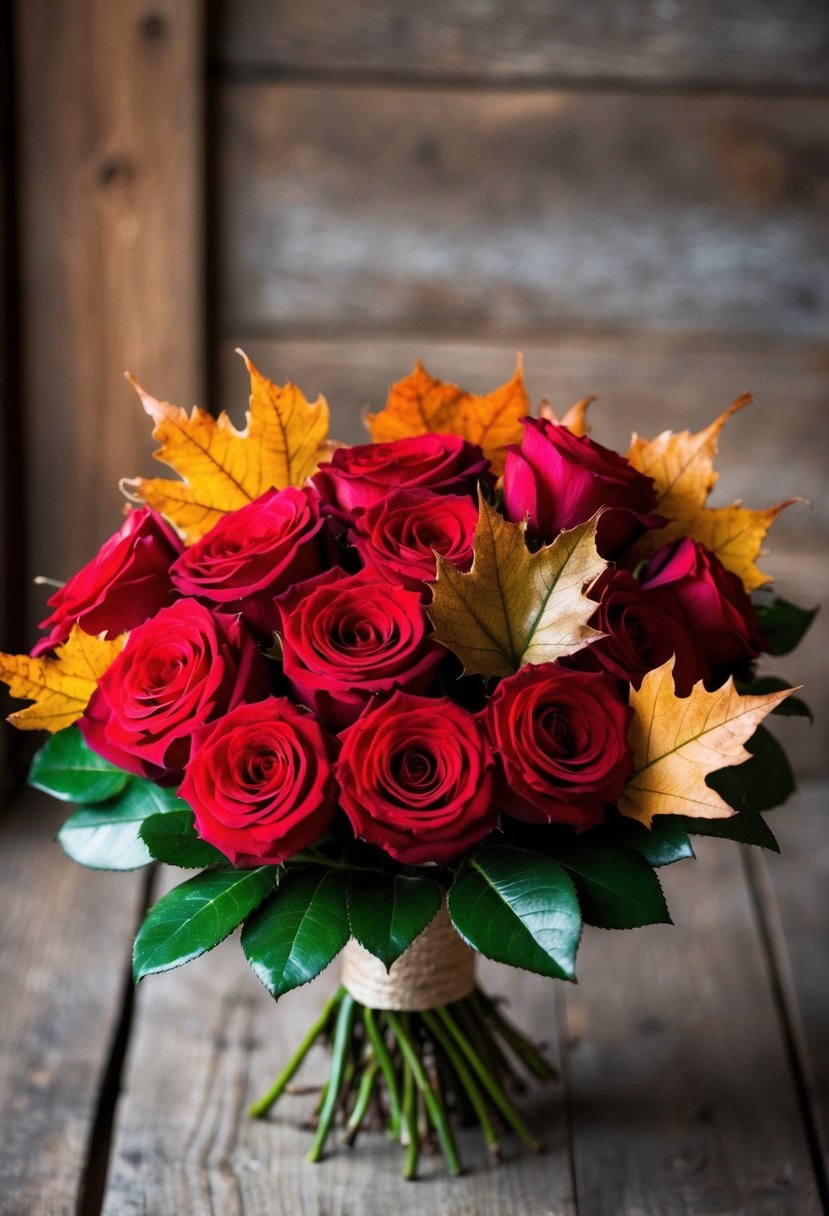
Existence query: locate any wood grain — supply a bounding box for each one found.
[216,87,829,344]
[0,791,144,1215]
[209,1,829,91]
[16,0,205,643]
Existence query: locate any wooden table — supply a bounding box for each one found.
[1,784,827,1216]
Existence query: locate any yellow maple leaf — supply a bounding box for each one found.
[0,625,125,732]
[619,657,796,827]
[538,396,595,436]
[121,351,330,543]
[427,494,607,678]
[366,359,529,475]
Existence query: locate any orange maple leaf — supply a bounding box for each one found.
[538,396,595,436]
[0,625,125,732]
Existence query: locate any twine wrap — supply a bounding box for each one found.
[341,905,475,1011]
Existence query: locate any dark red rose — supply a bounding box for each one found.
[502,417,660,554]
[277,569,442,730]
[640,538,763,694]
[313,433,490,513]
[350,488,478,593]
[335,691,496,864]
[169,486,326,642]
[79,599,271,784]
[484,663,632,829]
[179,698,337,867]
[33,507,181,655]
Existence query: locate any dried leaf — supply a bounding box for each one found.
[427,494,607,678]
[121,351,330,543]
[367,359,529,475]
[679,501,797,593]
[0,625,125,732]
[619,657,795,827]
[538,396,594,436]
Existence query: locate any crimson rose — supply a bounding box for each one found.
[33,507,181,655]
[350,488,477,593]
[335,691,496,864]
[502,417,660,554]
[277,569,442,730]
[179,698,337,866]
[80,599,270,783]
[169,486,326,642]
[484,663,632,829]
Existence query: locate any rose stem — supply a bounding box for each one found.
[473,990,558,1082]
[343,1058,379,1146]
[421,1009,501,1160]
[455,998,521,1093]
[307,993,356,1162]
[248,986,345,1118]
[436,1006,540,1151]
[401,1048,419,1180]
[385,1011,463,1177]
[363,1008,402,1136]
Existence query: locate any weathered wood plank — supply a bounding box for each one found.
[16,0,205,642]
[216,88,829,343]
[210,1,829,91]
[0,791,144,1215]
[564,836,824,1215]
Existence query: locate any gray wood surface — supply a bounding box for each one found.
[210,1,829,90]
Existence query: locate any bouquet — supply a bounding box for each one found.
[0,356,814,1178]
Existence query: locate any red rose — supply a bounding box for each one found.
[335,691,496,864]
[313,433,490,513]
[484,663,632,829]
[169,487,326,642]
[79,599,271,783]
[179,698,337,866]
[350,488,478,593]
[502,418,660,554]
[277,569,442,730]
[640,538,763,694]
[33,507,181,655]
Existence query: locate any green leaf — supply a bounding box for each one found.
[685,808,779,852]
[58,780,188,870]
[737,676,812,721]
[607,816,695,868]
[448,845,581,981]
[140,810,227,869]
[753,591,818,656]
[28,725,131,803]
[706,725,795,813]
[557,844,671,930]
[241,869,350,998]
[347,874,443,970]
[133,867,276,981]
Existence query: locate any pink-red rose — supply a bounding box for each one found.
[350,488,478,593]
[484,663,633,829]
[277,569,442,730]
[169,486,326,642]
[33,507,181,655]
[335,691,496,864]
[79,599,270,783]
[313,433,490,513]
[179,698,337,866]
[502,418,660,554]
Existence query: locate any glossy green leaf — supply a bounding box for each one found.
[448,845,581,981]
[133,866,276,981]
[58,780,187,871]
[753,591,818,656]
[706,725,794,813]
[607,817,695,868]
[140,810,227,869]
[347,874,443,970]
[557,844,671,930]
[737,676,812,721]
[29,725,131,803]
[241,868,350,998]
[685,808,779,851]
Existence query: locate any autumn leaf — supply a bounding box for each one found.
[121,351,330,543]
[619,657,796,827]
[427,494,607,678]
[366,359,529,475]
[538,396,594,436]
[0,625,125,732]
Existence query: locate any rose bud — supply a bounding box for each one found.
[79,599,271,784]
[179,698,338,867]
[33,506,181,655]
[485,663,633,829]
[502,417,660,555]
[312,433,491,513]
[169,486,326,643]
[639,537,763,694]
[335,691,496,865]
[350,488,478,594]
[277,569,442,731]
